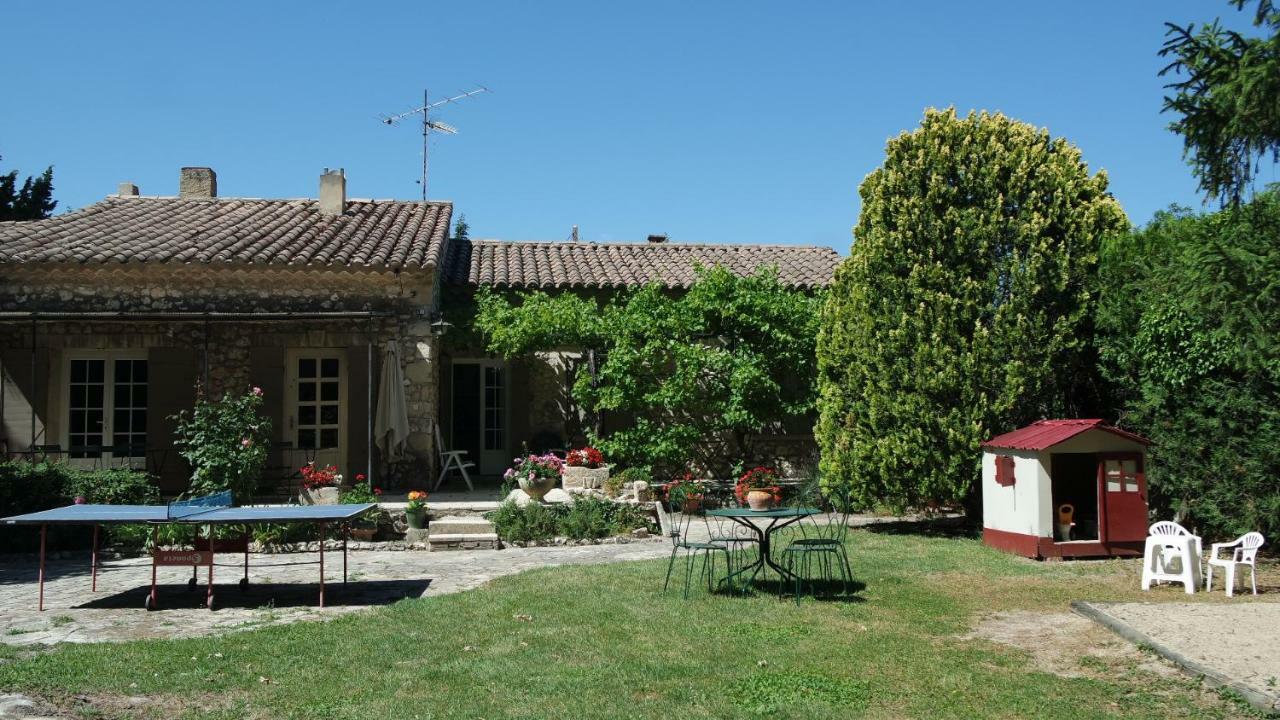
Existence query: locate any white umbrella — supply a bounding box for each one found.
[374,340,410,461]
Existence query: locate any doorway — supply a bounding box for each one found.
[449,360,508,475]
[1050,453,1099,541]
[286,349,347,474]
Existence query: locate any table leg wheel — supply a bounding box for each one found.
[239,577,249,591]
[144,594,157,611]
[187,577,197,591]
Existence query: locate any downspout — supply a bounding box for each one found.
[30,318,36,450]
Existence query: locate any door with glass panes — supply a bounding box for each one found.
[449,360,508,475]
[63,353,148,468]
[286,350,347,474]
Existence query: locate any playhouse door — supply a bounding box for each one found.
[1099,453,1147,544]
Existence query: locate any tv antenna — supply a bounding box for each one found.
[380,86,489,202]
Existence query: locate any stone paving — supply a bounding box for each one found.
[0,540,670,646]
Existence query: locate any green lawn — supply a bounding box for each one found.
[0,528,1267,719]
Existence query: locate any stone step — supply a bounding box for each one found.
[427,533,501,551]
[427,516,496,535]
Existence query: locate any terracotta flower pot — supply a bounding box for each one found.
[519,475,557,502]
[746,489,776,511]
[680,495,704,514]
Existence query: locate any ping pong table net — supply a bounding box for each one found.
[167,491,233,520]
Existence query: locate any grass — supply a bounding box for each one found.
[0,528,1270,719]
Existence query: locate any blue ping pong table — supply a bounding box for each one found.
[2,492,376,611]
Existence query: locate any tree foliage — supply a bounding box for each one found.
[0,154,57,221]
[816,108,1128,511]
[1098,191,1280,541]
[474,266,823,478]
[172,388,273,503]
[1160,0,1280,205]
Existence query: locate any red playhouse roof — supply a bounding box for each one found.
[982,419,1151,451]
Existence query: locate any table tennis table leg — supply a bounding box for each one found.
[318,522,326,608]
[241,528,250,590]
[37,524,46,612]
[343,523,348,585]
[206,525,215,610]
[90,524,99,592]
[147,525,158,611]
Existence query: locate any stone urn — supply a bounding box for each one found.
[518,474,558,502]
[300,486,340,505]
[562,464,610,490]
[746,489,776,511]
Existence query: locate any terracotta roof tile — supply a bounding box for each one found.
[0,196,452,271]
[444,239,841,290]
[982,419,1152,451]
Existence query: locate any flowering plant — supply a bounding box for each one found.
[734,466,781,505]
[340,479,381,505]
[565,446,605,468]
[662,472,705,509]
[503,453,564,487]
[300,462,343,490]
[406,490,429,512]
[173,386,272,503]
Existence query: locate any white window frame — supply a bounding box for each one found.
[60,350,149,469]
[285,348,348,474]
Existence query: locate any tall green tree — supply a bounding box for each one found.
[1098,191,1280,540]
[0,155,57,221]
[1160,0,1280,205]
[816,108,1128,511]
[452,213,470,241]
[475,267,823,477]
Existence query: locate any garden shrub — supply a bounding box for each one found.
[172,387,272,503]
[606,466,651,496]
[816,108,1127,511]
[487,498,654,543]
[0,461,159,551]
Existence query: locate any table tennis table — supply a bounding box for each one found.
[2,492,376,612]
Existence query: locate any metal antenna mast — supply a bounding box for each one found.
[381,87,488,202]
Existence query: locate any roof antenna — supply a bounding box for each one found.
[380,86,489,202]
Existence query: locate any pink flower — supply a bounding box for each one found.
[241,438,252,448]
[74,496,86,505]
[251,386,263,397]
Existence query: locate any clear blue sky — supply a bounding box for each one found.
[0,1,1261,254]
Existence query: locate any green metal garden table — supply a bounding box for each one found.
[706,506,820,589]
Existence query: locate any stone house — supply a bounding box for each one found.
[0,167,840,495]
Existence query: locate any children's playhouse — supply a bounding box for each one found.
[981,419,1152,559]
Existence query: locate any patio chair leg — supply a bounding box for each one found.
[683,551,695,600]
[663,546,679,593]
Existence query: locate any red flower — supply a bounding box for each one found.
[566,446,605,468]
[373,488,383,496]
[355,473,366,482]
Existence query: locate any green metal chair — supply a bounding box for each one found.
[779,490,854,603]
[658,498,731,599]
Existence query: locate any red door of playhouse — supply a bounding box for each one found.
[1098,453,1147,544]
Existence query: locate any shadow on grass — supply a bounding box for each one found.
[861,516,979,539]
[73,579,432,610]
[715,577,868,603]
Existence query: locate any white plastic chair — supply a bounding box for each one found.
[432,421,475,492]
[1149,521,1203,576]
[1205,532,1265,597]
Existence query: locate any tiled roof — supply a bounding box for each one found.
[0,196,452,271]
[982,419,1152,451]
[444,238,842,290]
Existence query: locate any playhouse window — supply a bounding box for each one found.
[1104,459,1139,492]
[995,455,1016,486]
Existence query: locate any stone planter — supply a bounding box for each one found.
[562,465,610,490]
[518,475,558,502]
[405,508,428,530]
[299,487,340,505]
[349,525,377,541]
[746,489,776,511]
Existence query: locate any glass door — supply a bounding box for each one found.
[287,350,346,474]
[449,360,508,475]
[65,355,148,468]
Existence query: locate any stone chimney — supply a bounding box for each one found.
[179,167,217,198]
[646,234,669,244]
[117,182,140,196]
[319,168,346,216]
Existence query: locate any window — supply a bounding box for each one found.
[65,355,147,461]
[994,455,1016,487]
[1104,459,1140,493]
[295,356,341,450]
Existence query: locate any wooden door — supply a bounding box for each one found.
[1099,453,1147,544]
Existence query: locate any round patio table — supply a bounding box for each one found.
[706,506,820,589]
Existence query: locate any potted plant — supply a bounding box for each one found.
[405,490,429,530]
[299,462,343,505]
[663,473,705,513]
[341,475,381,540]
[504,453,563,502]
[735,466,782,511]
[562,446,609,490]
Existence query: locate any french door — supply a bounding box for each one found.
[286,350,347,474]
[450,360,508,475]
[1099,453,1147,544]
[63,353,148,468]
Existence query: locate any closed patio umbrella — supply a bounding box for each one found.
[374,340,410,461]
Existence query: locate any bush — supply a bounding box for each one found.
[607,466,651,496]
[172,387,272,503]
[0,461,159,552]
[487,498,655,543]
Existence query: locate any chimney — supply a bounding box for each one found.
[117,182,140,196]
[319,168,346,216]
[179,167,217,198]
[646,234,668,244]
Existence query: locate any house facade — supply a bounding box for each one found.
[0,167,840,494]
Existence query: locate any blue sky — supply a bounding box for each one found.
[1,1,1264,253]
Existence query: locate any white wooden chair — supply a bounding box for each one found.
[432,421,475,492]
[1205,532,1265,597]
